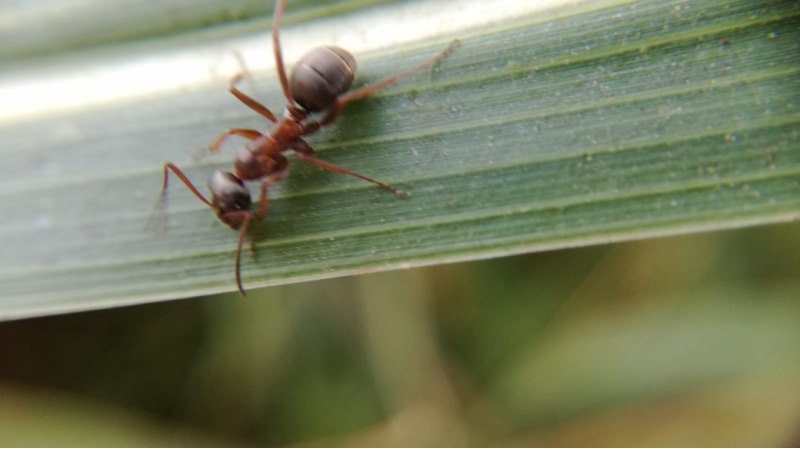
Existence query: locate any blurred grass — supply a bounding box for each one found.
[0,222,798,446]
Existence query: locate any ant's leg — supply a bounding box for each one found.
[210,128,264,153]
[250,154,290,252]
[161,162,213,206]
[316,39,460,127]
[218,210,252,296]
[272,0,295,107]
[256,154,290,221]
[228,73,279,123]
[292,139,405,196]
[148,162,213,230]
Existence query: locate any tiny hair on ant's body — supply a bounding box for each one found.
[157,0,459,295]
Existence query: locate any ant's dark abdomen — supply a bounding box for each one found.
[290,46,357,112]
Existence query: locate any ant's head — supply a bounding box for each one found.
[208,170,251,228]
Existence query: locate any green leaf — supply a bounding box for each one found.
[0,0,797,319]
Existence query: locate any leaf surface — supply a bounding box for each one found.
[0,0,797,319]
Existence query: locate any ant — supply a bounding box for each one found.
[157,0,459,295]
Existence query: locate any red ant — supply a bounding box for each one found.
[157,0,459,295]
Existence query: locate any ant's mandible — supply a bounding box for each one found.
[158,0,459,295]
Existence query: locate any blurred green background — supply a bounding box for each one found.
[1,221,798,446]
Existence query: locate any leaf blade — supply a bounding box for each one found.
[0,0,798,319]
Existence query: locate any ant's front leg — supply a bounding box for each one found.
[292,139,406,197]
[250,154,290,253]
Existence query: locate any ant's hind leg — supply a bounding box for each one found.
[316,39,460,127]
[271,0,295,108]
[228,73,279,123]
[292,139,406,196]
